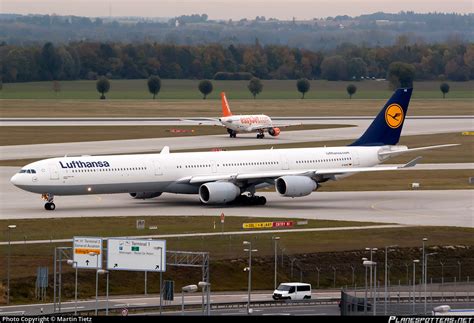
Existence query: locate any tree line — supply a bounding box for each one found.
[92,76,452,101]
[1,40,472,83]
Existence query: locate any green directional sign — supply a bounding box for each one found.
[131,246,140,251]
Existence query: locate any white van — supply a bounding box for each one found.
[272,282,312,300]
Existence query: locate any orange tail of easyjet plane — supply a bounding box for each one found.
[221,92,233,117]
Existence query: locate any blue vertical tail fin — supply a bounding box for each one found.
[349,88,413,146]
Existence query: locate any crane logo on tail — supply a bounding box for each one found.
[385,104,404,129]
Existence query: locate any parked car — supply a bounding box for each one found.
[272,282,311,300]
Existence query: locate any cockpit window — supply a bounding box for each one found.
[19,169,36,174]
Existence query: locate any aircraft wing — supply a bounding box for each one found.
[179,118,224,126]
[271,123,303,128]
[247,123,303,131]
[176,157,421,184]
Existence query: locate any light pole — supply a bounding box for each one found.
[365,248,377,301]
[243,241,257,315]
[315,267,321,288]
[66,260,78,315]
[6,224,16,305]
[198,281,211,316]
[350,265,355,288]
[363,260,377,316]
[457,261,462,282]
[181,284,198,315]
[272,236,280,290]
[413,259,419,315]
[384,244,398,315]
[422,238,427,296]
[424,252,437,314]
[331,266,336,289]
[362,257,368,314]
[440,261,445,285]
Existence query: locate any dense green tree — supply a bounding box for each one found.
[147,75,162,99]
[387,62,415,89]
[248,77,263,99]
[346,84,357,99]
[296,78,310,99]
[347,58,368,80]
[440,83,450,98]
[40,42,63,80]
[96,76,110,99]
[198,79,213,99]
[321,56,348,81]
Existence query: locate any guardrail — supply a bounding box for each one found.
[53,298,340,316]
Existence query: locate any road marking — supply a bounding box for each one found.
[60,306,85,310]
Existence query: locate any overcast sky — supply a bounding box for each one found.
[1,0,472,20]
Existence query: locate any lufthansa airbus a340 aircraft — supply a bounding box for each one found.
[11,88,456,210]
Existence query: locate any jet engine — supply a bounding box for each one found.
[275,176,317,197]
[129,192,162,199]
[199,182,241,204]
[268,127,281,136]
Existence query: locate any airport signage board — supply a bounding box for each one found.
[107,238,166,272]
[73,236,103,269]
[242,221,294,229]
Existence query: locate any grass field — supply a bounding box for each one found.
[1,79,473,100]
[0,124,350,146]
[1,98,473,118]
[0,222,472,303]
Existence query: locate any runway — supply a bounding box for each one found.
[1,167,472,227]
[1,116,472,160]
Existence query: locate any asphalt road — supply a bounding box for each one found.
[1,116,472,160]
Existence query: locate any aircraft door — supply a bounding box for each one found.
[153,160,163,176]
[351,150,360,166]
[211,161,217,173]
[49,164,59,180]
[279,154,289,170]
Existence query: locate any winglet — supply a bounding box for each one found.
[160,146,170,154]
[221,92,232,117]
[400,156,422,168]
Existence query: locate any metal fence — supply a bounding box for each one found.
[340,278,474,316]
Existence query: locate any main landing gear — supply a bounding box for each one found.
[256,131,265,139]
[227,129,237,138]
[42,193,56,211]
[228,194,267,206]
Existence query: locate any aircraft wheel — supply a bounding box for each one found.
[45,202,56,211]
[258,196,267,205]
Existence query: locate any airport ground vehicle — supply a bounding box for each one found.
[272,283,312,300]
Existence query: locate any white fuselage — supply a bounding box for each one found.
[11,145,382,196]
[219,114,273,133]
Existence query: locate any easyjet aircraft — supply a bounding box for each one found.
[11,88,456,210]
[186,92,299,138]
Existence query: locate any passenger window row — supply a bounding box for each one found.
[71,167,146,173]
[296,157,351,164]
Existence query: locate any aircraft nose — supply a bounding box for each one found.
[10,174,21,186]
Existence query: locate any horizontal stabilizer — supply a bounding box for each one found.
[378,144,459,157]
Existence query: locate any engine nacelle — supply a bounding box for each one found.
[275,176,317,197]
[129,192,162,199]
[199,182,241,204]
[269,127,281,137]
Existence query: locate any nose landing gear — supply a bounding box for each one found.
[42,193,56,211]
